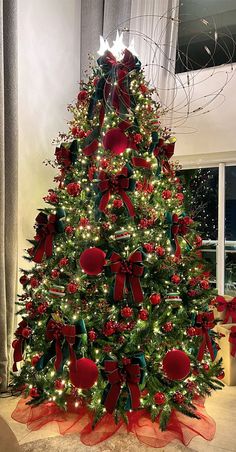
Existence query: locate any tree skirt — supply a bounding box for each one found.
[11,396,215,449]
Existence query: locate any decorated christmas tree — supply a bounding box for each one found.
[12,35,224,442]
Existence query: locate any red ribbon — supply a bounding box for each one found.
[131,157,151,170]
[229,326,236,358]
[216,296,236,323]
[46,320,76,373]
[97,166,135,217]
[33,213,58,263]
[12,320,28,371]
[195,312,215,362]
[110,250,144,303]
[104,360,141,413]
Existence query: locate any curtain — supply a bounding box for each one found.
[80,0,132,79]
[0,0,18,391]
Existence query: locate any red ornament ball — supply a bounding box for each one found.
[200,279,210,290]
[103,128,128,155]
[29,387,40,398]
[88,330,97,342]
[139,309,149,321]
[59,257,69,268]
[163,321,173,332]
[187,327,197,337]
[154,391,166,405]
[171,274,181,284]
[21,327,32,339]
[67,282,78,294]
[25,301,33,311]
[51,269,60,279]
[31,355,40,366]
[162,190,172,200]
[217,370,225,380]
[155,246,165,257]
[66,182,81,197]
[65,225,75,235]
[20,275,29,286]
[163,349,191,381]
[79,247,106,275]
[70,357,98,389]
[150,293,161,305]
[173,391,185,404]
[54,379,65,390]
[202,363,210,371]
[121,306,133,318]
[30,277,40,289]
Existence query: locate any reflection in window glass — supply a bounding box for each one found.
[176,0,236,73]
[179,168,218,240]
[225,166,236,241]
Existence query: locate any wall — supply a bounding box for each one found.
[173,63,236,166]
[18,0,81,270]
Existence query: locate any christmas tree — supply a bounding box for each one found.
[12,36,224,434]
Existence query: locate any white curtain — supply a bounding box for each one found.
[130,0,179,124]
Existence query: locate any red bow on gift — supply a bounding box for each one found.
[109,250,144,303]
[97,165,135,217]
[46,320,76,373]
[103,360,141,413]
[195,312,215,362]
[229,326,236,358]
[216,296,236,323]
[12,320,28,371]
[33,213,58,263]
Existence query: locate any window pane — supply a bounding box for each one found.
[225,248,236,296]
[176,0,236,73]
[202,244,217,288]
[225,166,236,240]
[179,168,218,240]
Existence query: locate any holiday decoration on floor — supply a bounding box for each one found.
[12,33,224,447]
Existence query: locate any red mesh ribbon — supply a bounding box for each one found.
[33,213,57,263]
[11,396,216,448]
[97,165,135,217]
[229,326,236,357]
[216,296,236,323]
[12,320,28,371]
[103,360,141,413]
[110,250,144,303]
[195,312,215,362]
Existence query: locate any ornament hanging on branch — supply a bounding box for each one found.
[79,247,106,275]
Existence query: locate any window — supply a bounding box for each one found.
[179,164,236,295]
[176,0,236,73]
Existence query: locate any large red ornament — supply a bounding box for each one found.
[103,128,128,155]
[163,349,191,381]
[79,247,106,275]
[70,357,98,389]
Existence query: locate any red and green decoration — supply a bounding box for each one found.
[12,41,224,446]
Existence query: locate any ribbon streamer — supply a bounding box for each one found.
[12,320,28,371]
[195,312,215,362]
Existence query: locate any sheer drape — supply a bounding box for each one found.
[0,0,18,391]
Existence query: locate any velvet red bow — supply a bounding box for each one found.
[33,213,58,263]
[97,165,135,217]
[103,360,141,413]
[109,250,144,303]
[12,320,28,371]
[229,326,236,358]
[46,320,76,372]
[154,138,175,174]
[216,296,236,323]
[195,312,215,362]
[170,214,192,258]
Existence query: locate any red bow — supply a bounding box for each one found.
[229,326,236,358]
[33,213,58,263]
[46,320,76,372]
[97,165,135,217]
[216,296,236,323]
[171,214,192,258]
[12,320,28,371]
[131,157,151,170]
[195,312,215,362]
[154,138,175,174]
[103,360,141,413]
[109,250,144,303]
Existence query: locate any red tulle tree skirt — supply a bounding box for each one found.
[11,396,216,448]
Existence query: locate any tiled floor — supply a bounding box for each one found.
[0,386,235,451]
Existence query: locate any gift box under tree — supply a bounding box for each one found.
[217,323,236,386]
[212,295,236,323]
